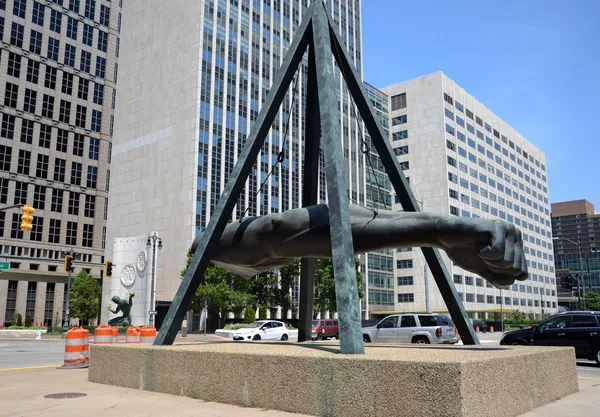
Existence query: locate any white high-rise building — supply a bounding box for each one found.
[0,0,121,327]
[381,71,557,320]
[104,0,366,322]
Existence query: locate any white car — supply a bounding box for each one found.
[232,320,290,341]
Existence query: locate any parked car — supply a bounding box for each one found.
[362,313,458,344]
[232,320,290,341]
[312,319,339,340]
[500,311,600,364]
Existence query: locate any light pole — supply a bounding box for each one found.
[146,232,162,326]
[554,237,586,310]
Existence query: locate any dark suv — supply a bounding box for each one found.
[500,311,600,364]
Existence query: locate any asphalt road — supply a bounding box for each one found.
[1,339,600,380]
[0,340,65,369]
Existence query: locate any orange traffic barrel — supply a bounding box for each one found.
[94,324,114,344]
[126,326,141,343]
[475,325,480,333]
[489,326,494,333]
[111,326,118,343]
[59,327,89,369]
[140,326,157,343]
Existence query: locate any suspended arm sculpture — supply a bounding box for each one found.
[194,204,528,289]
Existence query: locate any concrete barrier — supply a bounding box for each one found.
[0,329,48,338]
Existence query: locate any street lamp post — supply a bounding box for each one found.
[146,232,163,326]
[62,249,76,332]
[554,237,586,310]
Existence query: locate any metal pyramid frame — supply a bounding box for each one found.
[155,1,480,352]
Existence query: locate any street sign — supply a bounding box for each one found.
[0,262,10,271]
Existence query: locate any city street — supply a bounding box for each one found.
[0,340,64,370]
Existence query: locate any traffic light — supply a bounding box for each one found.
[64,255,74,273]
[105,260,113,277]
[20,205,34,231]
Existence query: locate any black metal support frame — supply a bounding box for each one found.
[155,1,479,348]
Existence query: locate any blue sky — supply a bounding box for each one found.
[361,0,600,211]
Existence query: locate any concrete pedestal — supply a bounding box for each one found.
[89,342,578,417]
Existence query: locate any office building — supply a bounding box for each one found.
[103,0,367,323]
[551,199,600,309]
[0,0,121,326]
[380,71,557,319]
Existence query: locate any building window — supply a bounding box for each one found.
[68,192,80,215]
[44,66,57,89]
[56,129,68,152]
[7,52,22,78]
[397,293,414,303]
[5,281,18,322]
[59,100,72,123]
[24,89,37,114]
[91,110,102,132]
[84,0,96,20]
[67,16,78,40]
[84,194,95,218]
[447,156,456,167]
[42,94,55,118]
[97,30,108,52]
[99,4,110,26]
[4,83,18,108]
[30,216,43,241]
[393,146,408,156]
[20,119,33,144]
[71,162,82,185]
[0,179,7,205]
[64,43,76,67]
[1,114,16,139]
[86,165,97,188]
[44,283,56,326]
[75,106,87,128]
[392,114,407,126]
[0,145,11,171]
[47,37,60,61]
[50,9,62,33]
[453,274,463,284]
[73,134,85,156]
[51,188,63,212]
[465,276,474,286]
[82,23,93,46]
[78,77,89,100]
[11,212,24,239]
[93,83,104,105]
[69,0,80,13]
[397,276,413,286]
[476,278,484,287]
[444,93,453,105]
[95,56,106,78]
[392,130,408,141]
[450,206,459,216]
[80,50,92,73]
[396,259,413,269]
[14,181,28,205]
[32,2,45,26]
[89,138,99,160]
[10,22,24,47]
[66,221,78,246]
[17,150,31,175]
[83,224,93,247]
[54,158,66,182]
[36,154,49,179]
[29,30,43,54]
[391,93,406,111]
[49,219,61,243]
[465,293,475,302]
[26,59,40,84]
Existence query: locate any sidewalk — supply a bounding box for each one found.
[0,366,598,417]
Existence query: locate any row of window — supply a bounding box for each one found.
[9,0,110,27]
[444,92,545,173]
[0,117,100,161]
[3,84,103,132]
[0,212,94,247]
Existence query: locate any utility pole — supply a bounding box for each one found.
[146,232,163,326]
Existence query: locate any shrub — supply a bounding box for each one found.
[259,306,267,320]
[243,307,256,324]
[223,323,247,330]
[12,313,23,327]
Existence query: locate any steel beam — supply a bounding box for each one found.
[326,11,480,345]
[311,2,363,354]
[298,41,320,343]
[154,3,316,345]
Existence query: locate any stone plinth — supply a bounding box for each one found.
[88,342,578,417]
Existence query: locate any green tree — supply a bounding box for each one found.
[249,270,277,318]
[243,306,256,324]
[69,270,102,324]
[277,259,300,319]
[313,257,364,318]
[585,292,600,311]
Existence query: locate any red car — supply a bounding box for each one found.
[311,319,339,340]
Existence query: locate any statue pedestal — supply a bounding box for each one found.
[89,342,578,417]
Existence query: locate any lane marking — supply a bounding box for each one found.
[578,376,600,381]
[0,365,61,372]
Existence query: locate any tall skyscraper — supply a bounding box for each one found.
[0,0,121,326]
[380,71,557,320]
[551,199,600,309]
[105,0,365,320]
